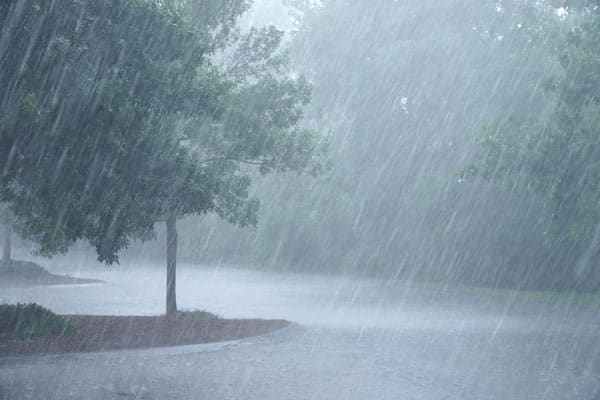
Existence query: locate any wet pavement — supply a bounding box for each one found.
[1,261,599,399]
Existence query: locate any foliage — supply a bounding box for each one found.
[469,2,600,281]
[0,303,73,341]
[0,0,320,264]
[170,0,587,290]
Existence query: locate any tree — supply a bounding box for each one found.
[1,208,12,263]
[468,2,600,285]
[0,0,321,313]
[178,0,572,290]
[1,0,219,261]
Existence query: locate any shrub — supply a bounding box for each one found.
[0,303,73,340]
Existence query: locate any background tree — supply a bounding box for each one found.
[166,0,584,290]
[468,2,600,286]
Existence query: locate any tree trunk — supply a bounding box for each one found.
[166,213,178,315]
[3,220,11,264]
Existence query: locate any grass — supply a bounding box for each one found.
[0,303,74,341]
[0,260,49,277]
[416,281,600,307]
[173,309,220,319]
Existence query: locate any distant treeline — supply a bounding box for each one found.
[130,0,599,293]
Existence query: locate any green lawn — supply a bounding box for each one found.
[415,281,600,307]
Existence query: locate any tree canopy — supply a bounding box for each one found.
[177,0,576,288]
[468,1,600,280]
[0,0,320,263]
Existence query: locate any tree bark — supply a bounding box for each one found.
[3,220,11,264]
[166,213,178,315]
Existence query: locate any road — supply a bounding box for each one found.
[1,261,599,399]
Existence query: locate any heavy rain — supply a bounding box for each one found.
[1,0,599,399]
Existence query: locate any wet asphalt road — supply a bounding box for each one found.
[1,261,599,399]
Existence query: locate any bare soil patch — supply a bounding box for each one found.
[0,314,289,357]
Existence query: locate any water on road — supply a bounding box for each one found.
[1,261,599,399]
